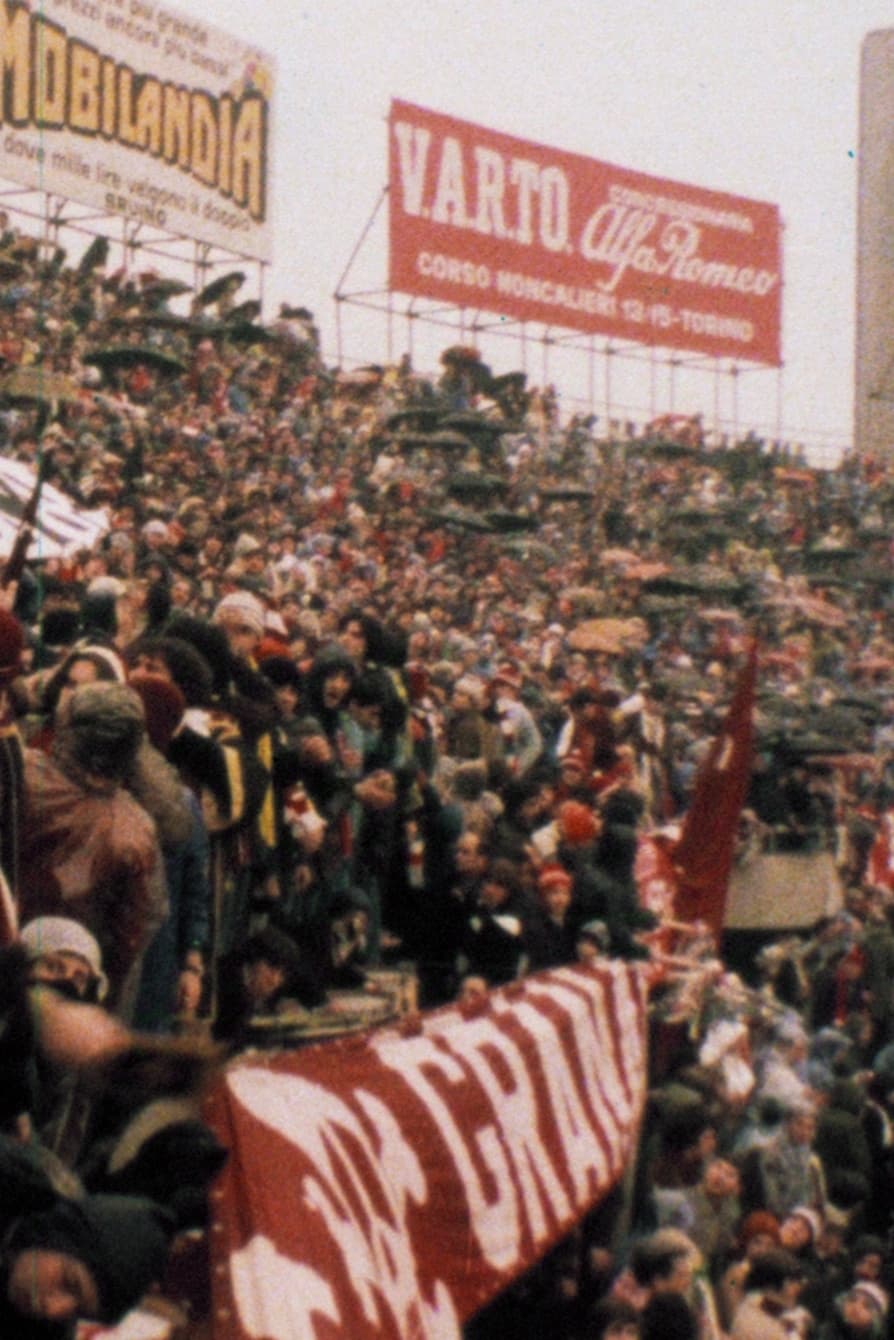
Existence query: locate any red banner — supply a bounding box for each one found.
[389,100,782,365]
[204,963,649,1339]
[673,642,759,940]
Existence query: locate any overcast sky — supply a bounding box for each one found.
[167,0,894,458]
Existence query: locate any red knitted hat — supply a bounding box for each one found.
[129,673,186,752]
[538,863,573,894]
[557,800,598,846]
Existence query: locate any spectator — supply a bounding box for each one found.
[729,1248,807,1340]
[18,683,166,1018]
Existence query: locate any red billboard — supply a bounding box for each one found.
[389,99,782,366]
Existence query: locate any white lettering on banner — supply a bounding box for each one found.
[393,121,432,216]
[417,251,491,289]
[230,1235,339,1339]
[374,1031,523,1271]
[539,166,569,252]
[494,269,617,317]
[500,998,612,1198]
[510,157,540,244]
[544,969,646,1122]
[456,1015,573,1239]
[393,118,570,249]
[579,205,778,298]
[548,979,631,1127]
[431,137,469,227]
[595,970,645,1112]
[211,967,651,1340]
[226,1070,459,1337]
[608,182,754,234]
[473,146,508,237]
[679,308,754,341]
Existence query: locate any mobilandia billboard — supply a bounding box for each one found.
[389,99,782,366]
[0,0,273,260]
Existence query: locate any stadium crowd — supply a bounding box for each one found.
[2,216,894,1336]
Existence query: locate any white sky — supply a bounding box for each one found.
[167,0,894,457]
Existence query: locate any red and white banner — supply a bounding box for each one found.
[389,99,782,365]
[204,963,649,1340]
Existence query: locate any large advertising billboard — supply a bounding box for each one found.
[389,99,782,366]
[0,0,273,260]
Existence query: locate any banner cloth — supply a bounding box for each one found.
[203,962,649,1340]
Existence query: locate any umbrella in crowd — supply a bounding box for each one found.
[220,321,274,346]
[426,429,477,452]
[195,270,246,307]
[482,509,539,533]
[539,486,594,503]
[567,616,649,655]
[500,537,559,562]
[440,412,508,452]
[0,255,23,280]
[139,275,192,300]
[698,607,743,623]
[85,346,187,377]
[0,367,81,405]
[762,592,849,629]
[597,547,641,567]
[642,564,744,598]
[385,407,442,433]
[76,234,109,277]
[227,300,263,325]
[424,507,495,533]
[621,560,673,582]
[804,545,860,568]
[447,472,508,500]
[0,455,109,558]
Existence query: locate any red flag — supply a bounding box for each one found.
[672,641,758,941]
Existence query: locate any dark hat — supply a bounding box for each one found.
[258,655,303,692]
[58,683,145,781]
[241,926,304,977]
[640,1292,697,1340]
[577,919,611,951]
[128,674,186,752]
[7,1194,174,1323]
[746,1248,806,1290]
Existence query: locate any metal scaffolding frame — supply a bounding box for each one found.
[333,185,784,447]
[0,178,268,303]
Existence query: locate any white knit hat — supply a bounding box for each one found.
[20,916,108,1000]
[212,591,265,636]
[787,1205,823,1246]
[849,1281,889,1317]
[233,532,263,557]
